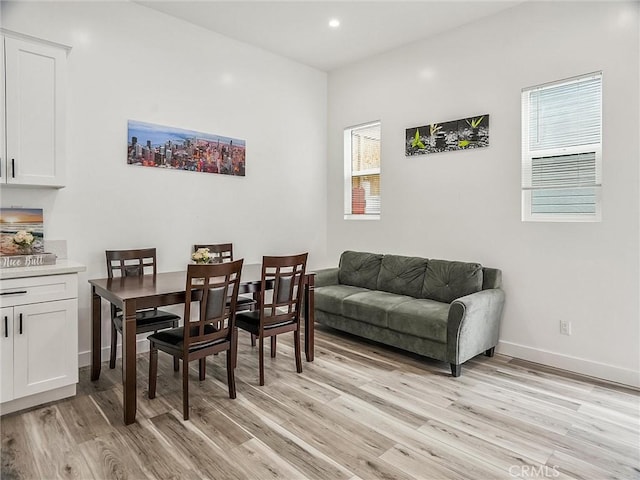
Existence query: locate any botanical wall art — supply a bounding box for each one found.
[405,114,489,156]
[127,120,246,176]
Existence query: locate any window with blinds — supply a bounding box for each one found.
[521,72,602,222]
[344,122,381,218]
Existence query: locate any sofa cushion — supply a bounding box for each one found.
[387,299,450,343]
[482,267,502,290]
[377,255,428,298]
[342,291,414,328]
[421,259,483,303]
[315,285,370,316]
[338,251,383,290]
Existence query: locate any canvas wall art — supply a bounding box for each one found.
[127,120,246,176]
[405,114,489,156]
[0,208,45,255]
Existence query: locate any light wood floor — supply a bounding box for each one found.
[2,325,639,480]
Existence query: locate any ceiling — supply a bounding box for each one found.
[137,0,525,71]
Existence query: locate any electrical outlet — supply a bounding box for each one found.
[560,320,572,336]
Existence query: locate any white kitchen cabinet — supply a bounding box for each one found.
[0,266,83,415]
[1,32,69,188]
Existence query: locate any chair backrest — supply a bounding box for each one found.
[183,259,243,351]
[259,253,308,329]
[193,243,234,263]
[106,248,158,278]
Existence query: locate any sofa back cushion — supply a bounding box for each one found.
[338,251,383,290]
[421,259,483,303]
[377,255,428,298]
[482,267,502,290]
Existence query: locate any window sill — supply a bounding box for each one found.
[343,214,380,221]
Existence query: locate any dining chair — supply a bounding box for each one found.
[148,259,243,420]
[235,253,308,386]
[192,243,256,312]
[192,243,233,263]
[105,248,181,372]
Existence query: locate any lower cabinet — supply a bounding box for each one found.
[1,299,78,403]
[0,272,80,414]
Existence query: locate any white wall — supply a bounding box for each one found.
[327,1,640,386]
[1,1,328,364]
[2,1,638,386]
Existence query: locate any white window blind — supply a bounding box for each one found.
[522,72,602,222]
[344,122,381,218]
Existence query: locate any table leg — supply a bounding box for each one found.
[122,299,137,425]
[91,286,102,381]
[304,274,315,362]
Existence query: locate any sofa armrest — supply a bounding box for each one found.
[446,288,505,365]
[314,267,340,287]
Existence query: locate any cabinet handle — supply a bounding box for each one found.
[11,159,15,178]
[19,313,23,335]
[3,316,7,338]
[0,290,27,296]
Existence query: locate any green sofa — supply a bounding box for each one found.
[314,251,505,376]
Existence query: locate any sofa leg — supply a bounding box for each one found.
[485,347,495,357]
[450,364,461,377]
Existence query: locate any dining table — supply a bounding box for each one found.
[88,263,315,425]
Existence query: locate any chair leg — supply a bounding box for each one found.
[226,350,236,399]
[485,347,495,357]
[171,323,180,369]
[183,358,190,420]
[199,358,206,381]
[251,333,256,347]
[232,327,238,369]
[294,330,302,374]
[259,336,265,386]
[271,336,277,358]
[149,343,158,399]
[109,321,118,369]
[450,363,461,377]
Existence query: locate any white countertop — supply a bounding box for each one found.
[0,260,86,280]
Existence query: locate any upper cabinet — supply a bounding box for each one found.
[1,33,69,188]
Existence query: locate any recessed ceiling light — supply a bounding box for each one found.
[329,18,340,28]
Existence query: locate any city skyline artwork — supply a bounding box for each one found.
[127,120,246,176]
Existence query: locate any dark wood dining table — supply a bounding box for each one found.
[88,263,315,425]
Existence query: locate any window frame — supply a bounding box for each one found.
[521,72,603,223]
[343,121,381,220]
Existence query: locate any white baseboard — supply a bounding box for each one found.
[497,340,640,388]
[78,338,151,368]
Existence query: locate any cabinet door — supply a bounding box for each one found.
[13,299,78,399]
[0,307,14,403]
[4,36,67,187]
[0,37,4,185]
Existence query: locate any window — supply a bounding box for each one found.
[344,121,381,218]
[521,72,602,222]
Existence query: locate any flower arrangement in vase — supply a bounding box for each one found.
[191,247,212,264]
[13,230,35,255]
